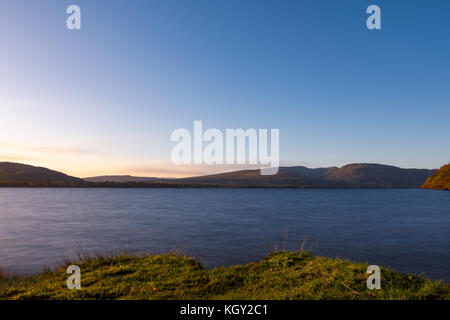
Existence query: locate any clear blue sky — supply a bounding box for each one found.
[0,0,449,177]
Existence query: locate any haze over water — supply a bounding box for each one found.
[0,188,448,281]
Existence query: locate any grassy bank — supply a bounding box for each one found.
[1,251,449,300]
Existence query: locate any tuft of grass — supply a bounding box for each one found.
[0,251,448,300]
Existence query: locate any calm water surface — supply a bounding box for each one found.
[0,188,448,281]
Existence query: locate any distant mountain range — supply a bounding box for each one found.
[177,163,436,188]
[0,161,437,188]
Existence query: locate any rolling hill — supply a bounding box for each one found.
[0,162,86,186]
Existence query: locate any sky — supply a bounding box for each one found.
[0,0,449,178]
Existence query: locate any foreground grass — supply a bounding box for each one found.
[0,251,449,300]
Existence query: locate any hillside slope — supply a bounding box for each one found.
[322,163,434,187]
[0,162,85,186]
[178,166,337,187]
[422,164,450,190]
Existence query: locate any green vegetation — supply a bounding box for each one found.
[422,163,450,190]
[1,251,448,300]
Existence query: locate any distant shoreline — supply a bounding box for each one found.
[0,162,440,189]
[0,183,426,189]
